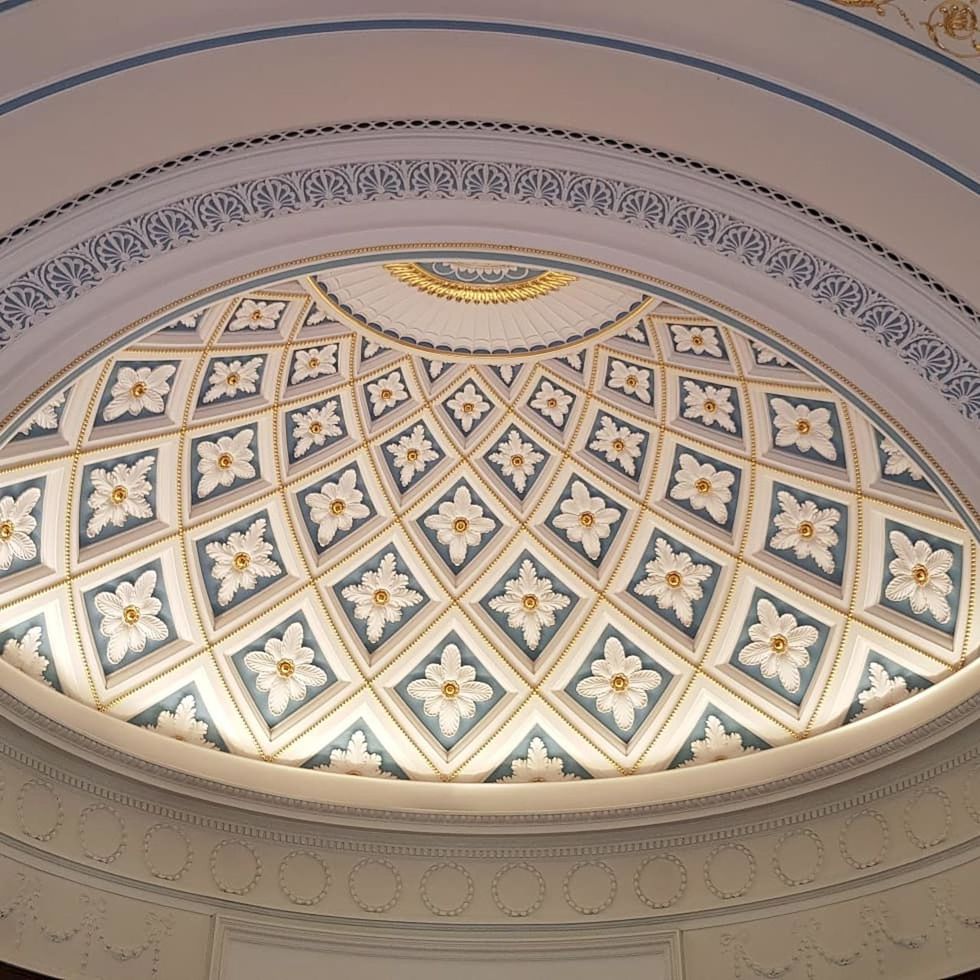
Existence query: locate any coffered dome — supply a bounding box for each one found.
[2,2,980,975]
[1,248,974,786]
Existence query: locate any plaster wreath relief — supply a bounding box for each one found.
[0,700,977,926]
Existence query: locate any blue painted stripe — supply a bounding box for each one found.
[0,0,32,11]
[786,0,977,84]
[0,19,976,197]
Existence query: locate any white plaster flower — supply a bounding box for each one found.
[589,415,644,476]
[306,304,328,326]
[489,430,544,493]
[386,425,439,486]
[0,487,41,571]
[205,518,282,607]
[230,299,285,331]
[427,360,445,380]
[771,398,837,461]
[622,323,647,343]
[202,358,262,403]
[149,695,217,749]
[634,537,712,628]
[93,570,169,664]
[880,437,925,481]
[86,456,154,537]
[576,636,661,731]
[679,715,758,767]
[670,453,734,525]
[291,345,337,383]
[564,352,584,371]
[1,626,49,684]
[243,622,326,716]
[446,383,491,432]
[885,530,954,625]
[530,380,573,426]
[424,485,495,566]
[753,342,790,366]
[488,559,570,650]
[497,364,515,384]
[553,480,621,560]
[318,730,393,778]
[362,341,381,359]
[367,371,408,417]
[499,737,579,783]
[103,365,175,422]
[607,360,651,403]
[682,381,736,433]
[16,391,65,436]
[291,402,342,458]
[305,469,370,547]
[769,491,840,574]
[406,642,493,738]
[341,552,423,643]
[856,663,917,719]
[670,324,722,357]
[737,598,817,695]
[196,430,255,498]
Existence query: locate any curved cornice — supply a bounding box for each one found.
[0,20,975,197]
[1,124,977,437]
[1,700,979,939]
[3,680,980,833]
[2,119,976,336]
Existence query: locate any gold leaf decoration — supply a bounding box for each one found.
[384,263,577,305]
[828,0,978,58]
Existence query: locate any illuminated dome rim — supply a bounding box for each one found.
[0,245,976,819]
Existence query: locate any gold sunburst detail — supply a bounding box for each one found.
[383,262,576,304]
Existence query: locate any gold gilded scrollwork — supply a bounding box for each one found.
[829,0,916,28]
[384,262,577,304]
[924,1,979,57]
[829,0,978,58]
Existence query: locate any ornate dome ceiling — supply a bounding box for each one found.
[0,249,975,785]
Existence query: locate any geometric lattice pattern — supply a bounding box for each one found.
[1,257,976,782]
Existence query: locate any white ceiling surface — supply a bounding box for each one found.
[0,0,977,307]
